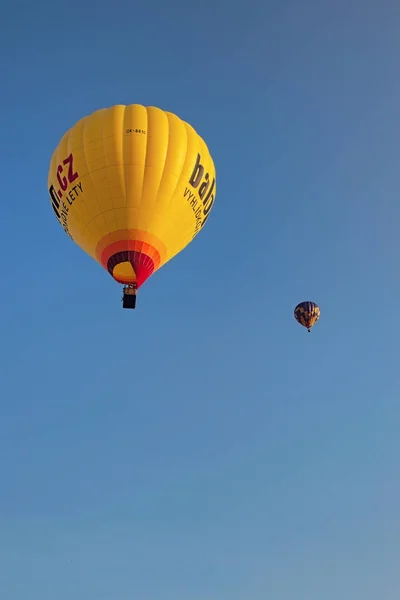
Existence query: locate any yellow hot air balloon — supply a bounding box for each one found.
[47,104,216,308]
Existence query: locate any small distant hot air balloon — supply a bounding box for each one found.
[47,104,216,309]
[294,301,320,332]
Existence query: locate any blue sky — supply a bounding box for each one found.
[1,0,400,598]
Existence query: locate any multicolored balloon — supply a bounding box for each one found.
[47,104,216,308]
[294,301,320,332]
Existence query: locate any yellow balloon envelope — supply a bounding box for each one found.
[47,104,216,307]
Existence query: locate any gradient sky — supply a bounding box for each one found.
[1,0,400,598]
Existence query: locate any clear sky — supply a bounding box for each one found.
[1,0,400,598]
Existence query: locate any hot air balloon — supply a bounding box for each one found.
[47,104,216,309]
[294,301,320,332]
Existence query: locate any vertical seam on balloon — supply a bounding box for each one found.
[170,121,198,258]
[81,113,102,249]
[158,109,172,217]
[65,127,84,246]
[140,106,155,260]
[64,128,76,241]
[140,106,148,230]
[54,133,62,224]
[161,113,189,222]
[69,131,88,241]
[122,106,134,260]
[135,107,151,261]
[144,107,168,218]
[134,106,147,264]
[121,105,129,266]
[158,116,190,261]
[101,108,118,260]
[121,105,127,204]
[179,123,204,248]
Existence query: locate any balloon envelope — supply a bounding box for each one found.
[47,104,216,290]
[294,301,320,331]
